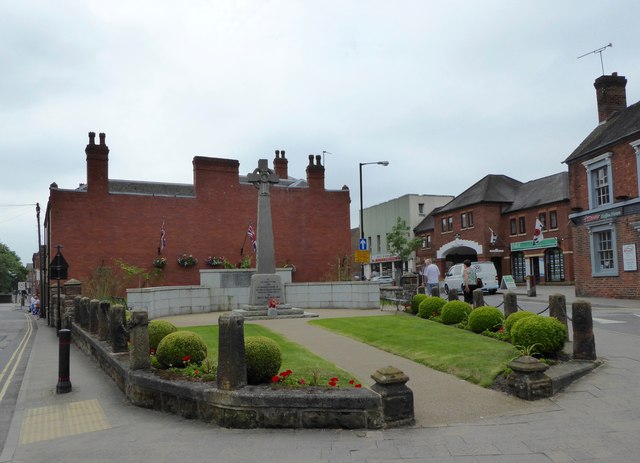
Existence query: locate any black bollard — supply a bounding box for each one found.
[56,329,72,393]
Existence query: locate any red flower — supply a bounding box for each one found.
[194,370,200,376]
[330,377,339,382]
[271,376,280,383]
[498,326,505,333]
[348,379,355,385]
[354,384,362,388]
[149,347,156,355]
[298,378,306,385]
[182,355,191,363]
[328,381,337,387]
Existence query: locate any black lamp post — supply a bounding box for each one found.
[359,161,389,280]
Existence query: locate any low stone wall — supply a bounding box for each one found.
[127,269,380,318]
[69,320,401,429]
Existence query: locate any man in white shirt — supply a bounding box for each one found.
[422,258,441,295]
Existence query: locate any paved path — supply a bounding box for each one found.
[164,309,555,426]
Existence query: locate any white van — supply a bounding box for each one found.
[443,261,499,295]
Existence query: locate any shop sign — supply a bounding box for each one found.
[371,254,400,263]
[510,237,558,251]
[582,208,622,225]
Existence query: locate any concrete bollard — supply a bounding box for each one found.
[549,294,569,340]
[89,299,100,334]
[572,300,597,360]
[472,289,484,308]
[503,291,518,319]
[129,309,150,370]
[74,296,82,326]
[98,301,110,341]
[217,312,247,390]
[110,304,129,353]
[56,329,72,394]
[448,287,459,302]
[370,366,414,427]
[431,286,440,298]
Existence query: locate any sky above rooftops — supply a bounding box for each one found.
[1,0,640,264]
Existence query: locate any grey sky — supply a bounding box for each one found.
[2,1,639,264]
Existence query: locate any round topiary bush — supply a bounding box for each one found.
[467,306,505,333]
[245,336,282,384]
[504,310,536,336]
[156,330,208,368]
[440,300,472,325]
[148,319,178,351]
[417,296,447,319]
[511,315,567,356]
[411,294,429,314]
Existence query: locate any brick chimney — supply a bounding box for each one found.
[594,72,627,123]
[306,154,325,189]
[85,132,109,195]
[273,149,288,179]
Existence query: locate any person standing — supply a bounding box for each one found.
[423,259,440,295]
[463,259,478,304]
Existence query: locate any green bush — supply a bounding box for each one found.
[417,297,447,319]
[468,306,504,333]
[411,294,429,314]
[440,300,472,325]
[511,315,567,357]
[149,319,178,350]
[245,336,282,384]
[156,331,208,368]
[504,311,536,336]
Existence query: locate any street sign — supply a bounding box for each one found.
[354,250,371,263]
[358,238,367,251]
[50,247,69,280]
[500,275,517,290]
[18,282,26,291]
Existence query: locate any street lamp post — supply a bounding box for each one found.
[359,161,389,281]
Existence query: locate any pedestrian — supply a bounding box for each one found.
[34,295,41,319]
[423,258,440,295]
[462,259,478,304]
[29,294,36,313]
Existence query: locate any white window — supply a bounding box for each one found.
[590,224,618,276]
[583,153,613,209]
[418,203,425,215]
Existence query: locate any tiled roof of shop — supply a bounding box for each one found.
[564,100,640,163]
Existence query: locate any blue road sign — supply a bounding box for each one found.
[359,238,367,251]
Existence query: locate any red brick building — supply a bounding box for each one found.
[415,172,574,286]
[564,73,640,299]
[44,132,352,290]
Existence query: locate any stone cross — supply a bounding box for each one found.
[247,159,279,274]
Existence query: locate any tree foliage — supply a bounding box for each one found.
[386,217,422,262]
[0,242,28,293]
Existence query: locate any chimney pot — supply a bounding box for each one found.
[88,132,96,145]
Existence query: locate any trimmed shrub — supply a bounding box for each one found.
[504,311,536,336]
[468,306,504,333]
[156,330,208,368]
[149,319,178,350]
[245,336,282,384]
[417,297,447,319]
[511,315,567,356]
[440,300,472,325]
[411,294,429,314]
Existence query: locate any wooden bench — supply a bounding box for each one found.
[380,287,410,312]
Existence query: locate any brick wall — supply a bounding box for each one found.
[47,140,351,290]
[572,213,640,299]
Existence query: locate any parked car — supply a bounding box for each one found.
[370,275,394,285]
[443,261,499,295]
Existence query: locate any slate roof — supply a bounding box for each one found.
[413,208,439,234]
[436,175,522,213]
[502,172,569,213]
[564,100,640,163]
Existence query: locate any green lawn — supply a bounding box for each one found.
[309,316,519,387]
[179,324,361,387]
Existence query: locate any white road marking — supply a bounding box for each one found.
[592,317,626,325]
